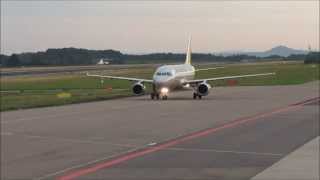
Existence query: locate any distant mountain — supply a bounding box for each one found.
[252,46,307,57]
[220,46,308,57]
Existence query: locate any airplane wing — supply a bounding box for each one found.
[185,72,275,84]
[195,67,225,72]
[86,72,153,83]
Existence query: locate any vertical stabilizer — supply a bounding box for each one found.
[185,36,192,64]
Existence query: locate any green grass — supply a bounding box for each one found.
[1,62,319,111]
[196,62,319,86]
[2,76,131,90]
[1,89,132,111]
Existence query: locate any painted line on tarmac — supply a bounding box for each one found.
[24,134,138,148]
[291,96,320,106]
[35,144,150,180]
[2,132,138,147]
[164,147,284,157]
[56,96,319,180]
[0,132,14,136]
[1,101,146,124]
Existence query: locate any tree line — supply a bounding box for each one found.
[304,52,320,64]
[0,47,317,67]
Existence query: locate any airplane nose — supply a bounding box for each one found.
[154,77,166,82]
[154,77,169,87]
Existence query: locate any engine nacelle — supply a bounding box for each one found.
[197,82,211,96]
[132,82,146,95]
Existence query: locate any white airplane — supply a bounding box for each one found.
[87,38,275,100]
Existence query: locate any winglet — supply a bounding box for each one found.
[185,36,192,64]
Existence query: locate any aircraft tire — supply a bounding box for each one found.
[193,93,197,99]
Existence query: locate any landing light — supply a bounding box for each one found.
[161,87,169,94]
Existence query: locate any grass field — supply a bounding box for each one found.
[1,62,319,111]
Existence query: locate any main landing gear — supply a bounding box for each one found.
[151,84,161,100]
[150,93,160,100]
[193,92,202,99]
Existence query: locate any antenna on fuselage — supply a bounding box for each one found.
[185,36,192,65]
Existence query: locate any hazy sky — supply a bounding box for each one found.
[1,1,319,55]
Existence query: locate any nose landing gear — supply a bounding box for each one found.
[162,95,168,100]
[150,92,167,100]
[151,84,169,100]
[151,84,160,100]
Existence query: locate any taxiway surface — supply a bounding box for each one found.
[1,81,319,180]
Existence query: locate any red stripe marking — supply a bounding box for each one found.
[291,96,320,106]
[58,97,319,180]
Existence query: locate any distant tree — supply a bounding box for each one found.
[265,55,283,59]
[6,54,21,67]
[0,48,285,66]
[304,52,320,64]
[285,54,306,61]
[30,54,45,65]
[0,54,9,66]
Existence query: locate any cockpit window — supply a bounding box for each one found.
[156,72,172,76]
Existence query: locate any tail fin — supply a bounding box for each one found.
[185,36,192,64]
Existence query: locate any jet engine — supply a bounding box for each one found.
[132,82,145,95]
[197,82,211,96]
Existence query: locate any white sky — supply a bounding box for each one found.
[1,1,319,55]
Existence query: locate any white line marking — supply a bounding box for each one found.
[164,147,284,156]
[147,142,157,146]
[1,132,13,136]
[1,102,148,124]
[3,132,138,148]
[19,134,138,148]
[1,112,81,124]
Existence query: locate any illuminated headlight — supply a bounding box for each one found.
[161,87,169,94]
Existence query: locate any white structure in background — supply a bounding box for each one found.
[97,58,110,65]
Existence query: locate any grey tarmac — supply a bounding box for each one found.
[1,81,319,180]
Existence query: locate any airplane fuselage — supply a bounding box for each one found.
[87,37,275,100]
[152,64,195,93]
